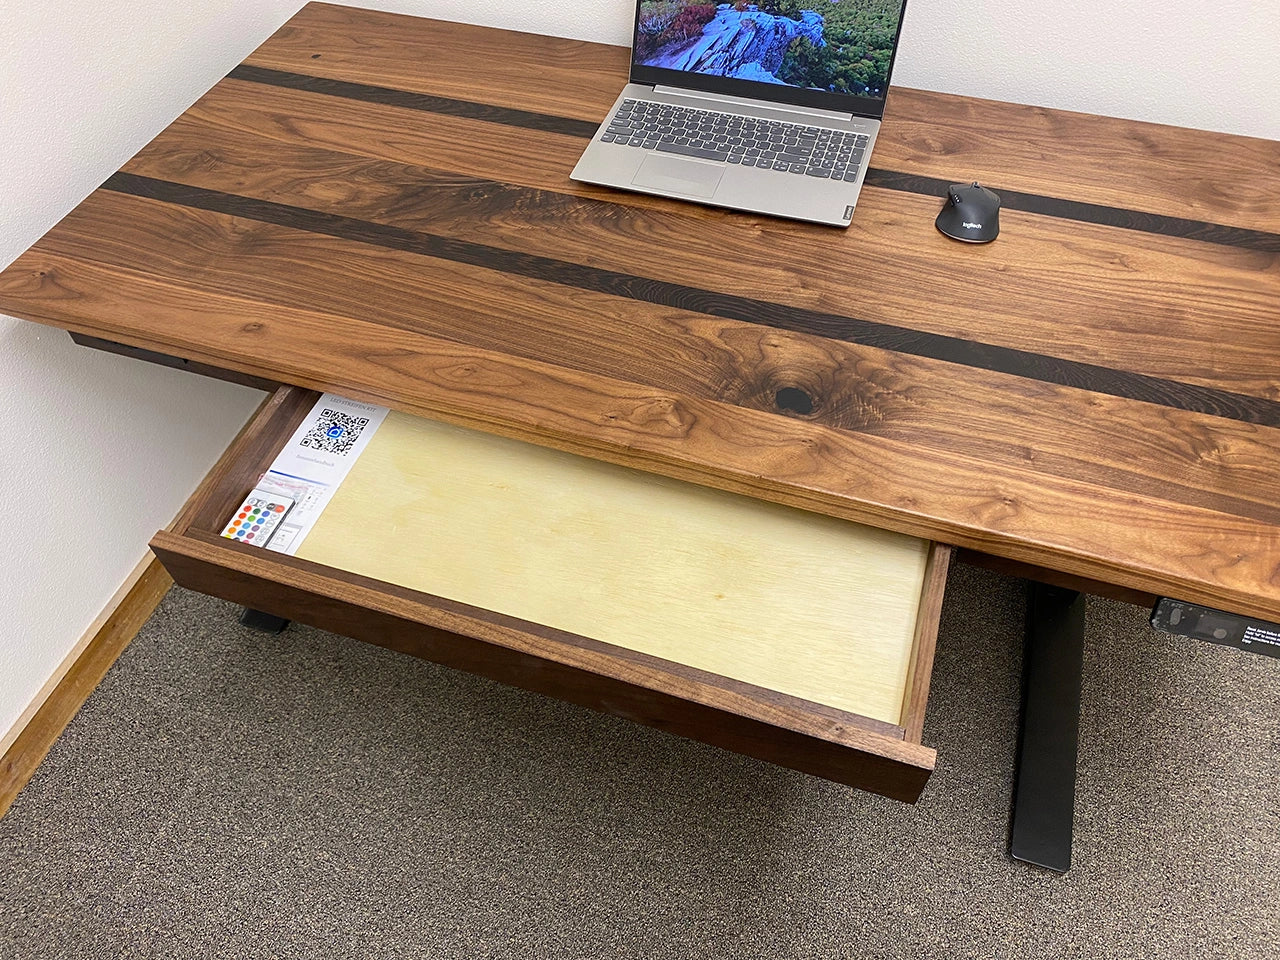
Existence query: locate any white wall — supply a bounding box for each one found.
[370,0,1280,140]
[2,0,1276,746]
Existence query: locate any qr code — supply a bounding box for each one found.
[299,408,370,456]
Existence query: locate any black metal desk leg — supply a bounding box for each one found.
[239,607,291,634]
[1010,582,1086,873]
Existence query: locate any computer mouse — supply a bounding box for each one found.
[936,181,1000,243]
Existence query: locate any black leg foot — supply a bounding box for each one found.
[1010,582,1086,873]
[238,607,291,633]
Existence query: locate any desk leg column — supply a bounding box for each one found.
[1010,582,1086,873]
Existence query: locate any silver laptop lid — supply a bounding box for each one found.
[629,0,911,119]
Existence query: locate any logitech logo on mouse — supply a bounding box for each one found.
[937,181,1001,243]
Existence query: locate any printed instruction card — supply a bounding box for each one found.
[247,393,389,555]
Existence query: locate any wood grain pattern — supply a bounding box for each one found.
[243,4,1280,231]
[878,87,1280,235]
[226,64,598,139]
[31,192,1280,532]
[170,385,315,535]
[2,2,1279,625]
[862,170,1280,253]
[10,244,1280,621]
[150,527,936,801]
[246,3,629,124]
[90,170,1280,422]
[113,84,1280,399]
[295,408,934,726]
[899,545,952,744]
[0,555,172,819]
[215,60,1280,251]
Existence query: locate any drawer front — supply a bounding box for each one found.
[153,386,950,802]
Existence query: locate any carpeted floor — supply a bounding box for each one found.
[1,562,1276,958]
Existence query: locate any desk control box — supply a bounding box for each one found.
[1151,598,1280,659]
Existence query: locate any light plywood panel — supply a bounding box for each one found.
[297,412,932,725]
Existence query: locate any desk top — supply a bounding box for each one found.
[3,2,1279,619]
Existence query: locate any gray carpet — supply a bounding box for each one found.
[1,563,1276,958]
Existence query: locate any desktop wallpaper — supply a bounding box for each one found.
[634,0,904,99]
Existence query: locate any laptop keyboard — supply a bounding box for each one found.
[601,99,870,181]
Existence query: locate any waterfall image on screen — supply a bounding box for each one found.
[634,0,903,98]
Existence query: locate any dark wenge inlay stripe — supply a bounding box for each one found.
[228,65,1280,252]
[228,65,598,138]
[865,171,1280,253]
[103,171,1280,429]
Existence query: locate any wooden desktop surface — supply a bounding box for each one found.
[2,2,1279,619]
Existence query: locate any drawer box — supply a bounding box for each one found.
[152,386,951,802]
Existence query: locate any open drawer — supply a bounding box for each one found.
[152,386,952,802]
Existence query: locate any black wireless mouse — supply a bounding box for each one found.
[936,181,1000,243]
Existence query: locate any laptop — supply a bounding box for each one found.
[571,0,911,227]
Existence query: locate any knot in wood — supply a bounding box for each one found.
[717,330,906,431]
[775,386,814,415]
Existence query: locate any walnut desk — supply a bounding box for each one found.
[2,4,1277,871]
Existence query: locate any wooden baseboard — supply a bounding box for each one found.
[0,553,172,819]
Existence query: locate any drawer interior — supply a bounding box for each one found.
[298,408,932,728]
[156,386,950,800]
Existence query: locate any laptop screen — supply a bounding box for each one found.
[630,0,909,117]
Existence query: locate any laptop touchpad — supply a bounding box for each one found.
[632,155,723,198]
